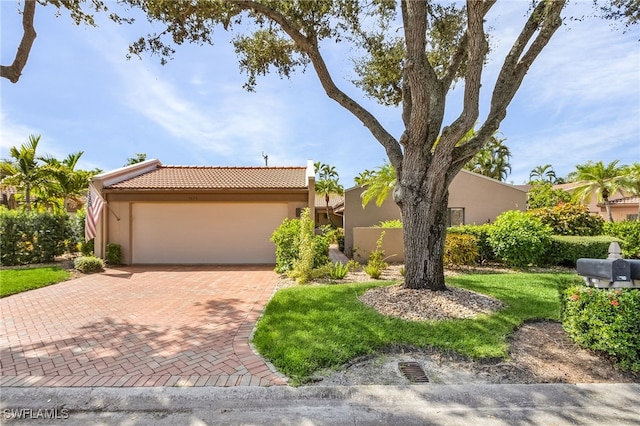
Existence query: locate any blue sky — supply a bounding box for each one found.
[1,2,638,187]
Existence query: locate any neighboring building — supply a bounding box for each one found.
[343,169,527,257]
[598,196,639,222]
[314,193,344,228]
[92,159,315,265]
[552,182,634,222]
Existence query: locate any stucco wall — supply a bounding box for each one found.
[448,170,526,225]
[352,227,404,264]
[344,170,527,256]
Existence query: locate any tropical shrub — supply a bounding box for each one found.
[105,243,122,265]
[561,284,640,372]
[271,211,332,274]
[488,210,552,267]
[74,256,104,273]
[444,234,479,266]
[603,221,640,259]
[527,183,572,209]
[545,235,624,266]
[283,210,333,284]
[528,203,604,236]
[447,224,494,262]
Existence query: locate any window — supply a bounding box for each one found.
[448,208,464,227]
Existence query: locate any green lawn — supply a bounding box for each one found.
[252,272,578,384]
[0,267,71,297]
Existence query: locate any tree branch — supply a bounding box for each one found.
[438,0,494,155]
[1,0,37,83]
[231,1,403,167]
[452,0,566,171]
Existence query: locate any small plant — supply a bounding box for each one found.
[346,259,361,271]
[74,256,104,273]
[364,231,388,279]
[400,266,405,276]
[105,243,122,265]
[329,261,349,279]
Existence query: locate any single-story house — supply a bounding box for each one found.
[92,159,315,265]
[344,169,527,258]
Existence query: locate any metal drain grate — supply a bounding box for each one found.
[398,362,429,383]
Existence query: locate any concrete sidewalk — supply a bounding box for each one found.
[2,383,639,425]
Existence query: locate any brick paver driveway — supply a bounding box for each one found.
[0,266,286,387]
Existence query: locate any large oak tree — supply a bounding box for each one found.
[121,0,568,290]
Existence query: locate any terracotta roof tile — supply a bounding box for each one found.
[315,193,345,209]
[106,166,308,190]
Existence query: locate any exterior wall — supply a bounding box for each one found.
[344,170,527,256]
[352,227,404,264]
[448,171,526,225]
[599,204,639,222]
[344,187,401,257]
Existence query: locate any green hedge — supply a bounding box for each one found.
[561,284,640,372]
[488,211,553,267]
[603,221,640,259]
[546,235,624,266]
[0,208,79,266]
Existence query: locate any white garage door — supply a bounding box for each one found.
[132,202,287,264]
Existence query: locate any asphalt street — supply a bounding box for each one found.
[2,383,639,425]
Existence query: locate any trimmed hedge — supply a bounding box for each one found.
[488,211,552,267]
[0,208,79,266]
[561,283,640,372]
[546,235,624,266]
[603,221,640,259]
[444,234,479,266]
[447,224,494,262]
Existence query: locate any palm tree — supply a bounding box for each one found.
[529,164,557,184]
[314,162,344,226]
[463,135,512,181]
[570,160,625,222]
[41,151,93,212]
[356,162,396,207]
[0,134,46,210]
[621,162,640,220]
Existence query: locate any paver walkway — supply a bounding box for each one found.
[0,266,287,387]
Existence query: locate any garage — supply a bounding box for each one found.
[91,159,314,265]
[131,202,288,264]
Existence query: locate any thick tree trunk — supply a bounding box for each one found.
[395,154,450,291]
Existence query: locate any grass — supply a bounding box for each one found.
[0,267,71,297]
[252,272,578,384]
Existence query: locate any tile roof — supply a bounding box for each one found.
[315,193,345,209]
[105,166,309,190]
